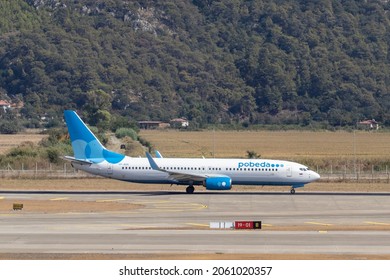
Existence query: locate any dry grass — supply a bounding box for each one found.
[2,130,389,160]
[139,130,390,160]
[0,134,46,154]
[2,129,389,163]
[139,130,390,173]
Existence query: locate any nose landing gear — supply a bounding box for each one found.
[290,184,304,194]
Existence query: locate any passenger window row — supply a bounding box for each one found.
[120,166,278,172]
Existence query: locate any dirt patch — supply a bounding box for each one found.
[0,134,46,155]
[0,199,143,213]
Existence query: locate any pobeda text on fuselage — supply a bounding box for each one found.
[63,110,320,194]
[238,161,284,169]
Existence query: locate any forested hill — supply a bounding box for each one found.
[0,0,389,129]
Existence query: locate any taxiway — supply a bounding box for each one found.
[1,191,390,257]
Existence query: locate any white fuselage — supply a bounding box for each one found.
[73,156,320,188]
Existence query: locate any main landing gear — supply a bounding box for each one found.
[290,188,296,194]
[186,185,195,194]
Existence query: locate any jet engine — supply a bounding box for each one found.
[203,177,232,190]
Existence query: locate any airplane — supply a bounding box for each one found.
[63,110,320,194]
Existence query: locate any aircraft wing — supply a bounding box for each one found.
[167,172,207,182]
[146,152,207,183]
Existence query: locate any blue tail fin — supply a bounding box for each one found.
[64,110,124,164]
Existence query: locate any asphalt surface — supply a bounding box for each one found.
[1,190,390,256]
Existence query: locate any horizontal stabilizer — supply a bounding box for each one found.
[62,156,93,166]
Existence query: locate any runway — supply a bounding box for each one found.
[1,190,390,258]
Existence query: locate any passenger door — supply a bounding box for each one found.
[286,166,292,177]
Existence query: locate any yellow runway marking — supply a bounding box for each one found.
[154,206,198,208]
[144,209,186,213]
[305,222,333,226]
[318,231,328,234]
[60,212,95,215]
[154,206,205,209]
[103,211,138,214]
[120,224,158,229]
[144,202,208,213]
[364,221,390,226]
[50,197,69,201]
[118,224,141,227]
[96,199,126,203]
[135,200,170,204]
[262,224,273,227]
[186,223,209,227]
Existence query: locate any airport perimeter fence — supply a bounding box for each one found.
[0,163,97,179]
[316,165,390,183]
[1,163,390,183]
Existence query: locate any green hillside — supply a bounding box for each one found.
[0,0,389,129]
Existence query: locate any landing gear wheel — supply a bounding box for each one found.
[290,188,296,194]
[186,186,195,194]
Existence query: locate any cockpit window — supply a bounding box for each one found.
[299,168,309,171]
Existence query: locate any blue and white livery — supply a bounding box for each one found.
[64,110,320,194]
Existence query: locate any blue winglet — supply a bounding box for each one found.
[146,152,160,170]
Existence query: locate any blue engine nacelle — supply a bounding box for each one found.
[204,177,232,190]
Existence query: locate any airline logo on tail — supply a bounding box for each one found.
[64,110,124,164]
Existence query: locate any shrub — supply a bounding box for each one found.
[138,136,153,152]
[8,144,38,157]
[247,150,261,159]
[115,127,138,140]
[46,147,61,163]
[0,120,21,134]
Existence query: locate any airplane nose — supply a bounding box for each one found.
[311,171,320,181]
